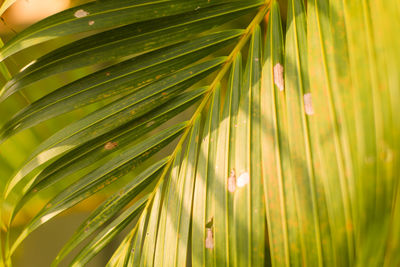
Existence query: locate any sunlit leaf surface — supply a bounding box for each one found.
[0,0,399,266]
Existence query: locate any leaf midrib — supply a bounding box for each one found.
[122,2,269,263]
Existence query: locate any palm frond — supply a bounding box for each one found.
[1,0,399,266]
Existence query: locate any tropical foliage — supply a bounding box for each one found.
[0,0,399,266]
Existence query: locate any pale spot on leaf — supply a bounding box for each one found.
[205,228,214,249]
[228,169,236,192]
[273,63,284,91]
[237,172,249,187]
[88,20,95,26]
[74,9,89,18]
[303,93,314,115]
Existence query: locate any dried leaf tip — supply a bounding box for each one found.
[228,169,236,192]
[74,9,89,18]
[273,63,284,91]
[303,93,314,115]
[205,228,214,249]
[104,141,118,150]
[237,172,249,187]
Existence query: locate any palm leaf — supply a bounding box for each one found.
[0,2,258,101]
[52,158,167,266]
[1,0,399,266]
[0,0,253,61]
[0,0,16,16]
[0,30,241,140]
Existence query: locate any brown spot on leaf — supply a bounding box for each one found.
[146,121,155,127]
[104,141,118,150]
